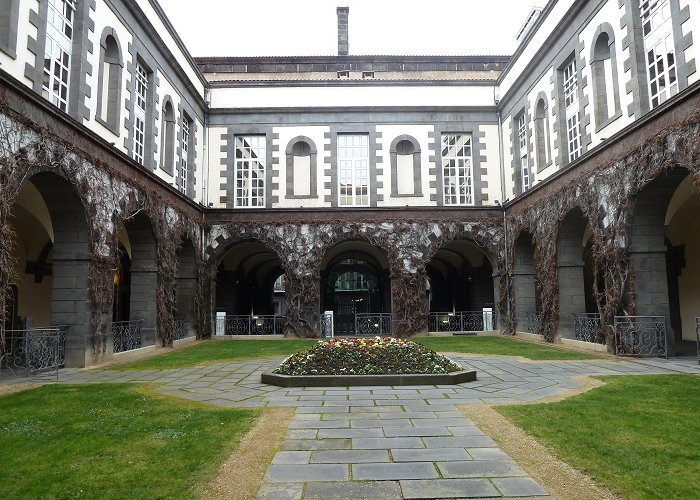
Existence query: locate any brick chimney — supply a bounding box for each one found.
[337,7,349,56]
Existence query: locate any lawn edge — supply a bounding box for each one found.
[201,406,295,500]
[459,375,619,500]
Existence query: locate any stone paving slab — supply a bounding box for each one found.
[352,462,440,480]
[399,478,502,499]
[303,480,403,500]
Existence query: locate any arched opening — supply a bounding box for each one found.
[534,97,550,169]
[214,241,283,335]
[513,231,541,333]
[97,31,122,131]
[320,241,390,336]
[557,208,598,340]
[7,173,92,367]
[667,175,700,353]
[116,214,158,347]
[426,240,495,332]
[175,238,197,339]
[591,28,620,128]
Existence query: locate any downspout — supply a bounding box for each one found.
[495,86,510,334]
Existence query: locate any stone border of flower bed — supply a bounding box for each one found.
[260,369,477,388]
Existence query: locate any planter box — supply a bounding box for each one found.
[261,370,477,388]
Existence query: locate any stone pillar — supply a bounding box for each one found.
[391,271,428,337]
[127,217,158,346]
[513,240,537,327]
[284,269,321,337]
[557,221,586,339]
[176,243,198,338]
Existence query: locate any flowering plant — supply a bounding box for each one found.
[274,336,462,376]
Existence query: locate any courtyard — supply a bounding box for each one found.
[1,336,699,499]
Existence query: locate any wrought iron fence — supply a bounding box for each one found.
[216,315,285,335]
[1,326,66,377]
[321,311,334,338]
[429,311,494,333]
[112,319,144,353]
[174,317,188,340]
[696,317,700,365]
[515,312,543,335]
[614,316,667,358]
[355,313,392,336]
[574,313,605,344]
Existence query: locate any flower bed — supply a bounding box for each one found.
[273,337,463,376]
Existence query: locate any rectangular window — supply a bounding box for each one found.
[517,114,530,192]
[562,58,581,163]
[42,0,74,111]
[642,0,676,108]
[441,133,472,206]
[132,62,148,165]
[234,135,266,208]
[179,118,191,194]
[337,134,369,206]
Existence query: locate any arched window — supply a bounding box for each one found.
[96,30,122,132]
[160,99,175,175]
[534,96,551,169]
[0,0,20,57]
[591,28,620,128]
[285,136,317,198]
[389,135,422,197]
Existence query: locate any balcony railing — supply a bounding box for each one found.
[216,315,285,335]
[614,316,667,358]
[516,312,543,335]
[429,310,494,333]
[574,313,605,344]
[112,320,144,353]
[355,313,392,336]
[1,326,67,377]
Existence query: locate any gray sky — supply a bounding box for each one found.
[158,0,539,57]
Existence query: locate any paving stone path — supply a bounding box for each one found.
[5,354,697,499]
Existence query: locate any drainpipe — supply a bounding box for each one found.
[495,87,511,334]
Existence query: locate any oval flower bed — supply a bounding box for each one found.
[261,337,476,387]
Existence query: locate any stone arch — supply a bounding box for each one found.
[320,239,391,336]
[628,167,692,353]
[556,207,592,339]
[513,230,540,331]
[10,172,94,367]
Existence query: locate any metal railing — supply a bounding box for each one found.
[429,310,494,333]
[516,312,543,335]
[355,313,392,336]
[696,317,700,365]
[174,317,189,340]
[574,313,605,344]
[321,311,334,338]
[216,315,285,335]
[614,316,667,358]
[112,320,144,353]
[1,326,67,378]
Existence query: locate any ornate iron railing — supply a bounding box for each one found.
[515,312,543,335]
[174,317,188,340]
[574,313,604,344]
[112,320,144,353]
[216,315,285,335]
[614,316,667,358]
[696,317,700,365]
[355,313,392,336]
[321,311,334,338]
[429,311,494,333]
[1,326,66,377]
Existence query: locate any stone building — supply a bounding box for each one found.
[0,0,699,366]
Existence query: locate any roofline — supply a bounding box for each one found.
[195,55,512,65]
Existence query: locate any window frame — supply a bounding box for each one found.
[234,135,267,208]
[441,133,473,206]
[337,134,370,207]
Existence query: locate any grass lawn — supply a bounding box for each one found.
[0,384,258,499]
[498,375,700,499]
[415,336,599,360]
[119,339,319,369]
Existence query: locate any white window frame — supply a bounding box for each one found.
[517,114,530,192]
[642,0,677,108]
[234,135,266,208]
[43,0,74,111]
[441,133,473,206]
[563,59,582,162]
[132,62,148,165]
[337,134,369,207]
[179,118,190,194]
